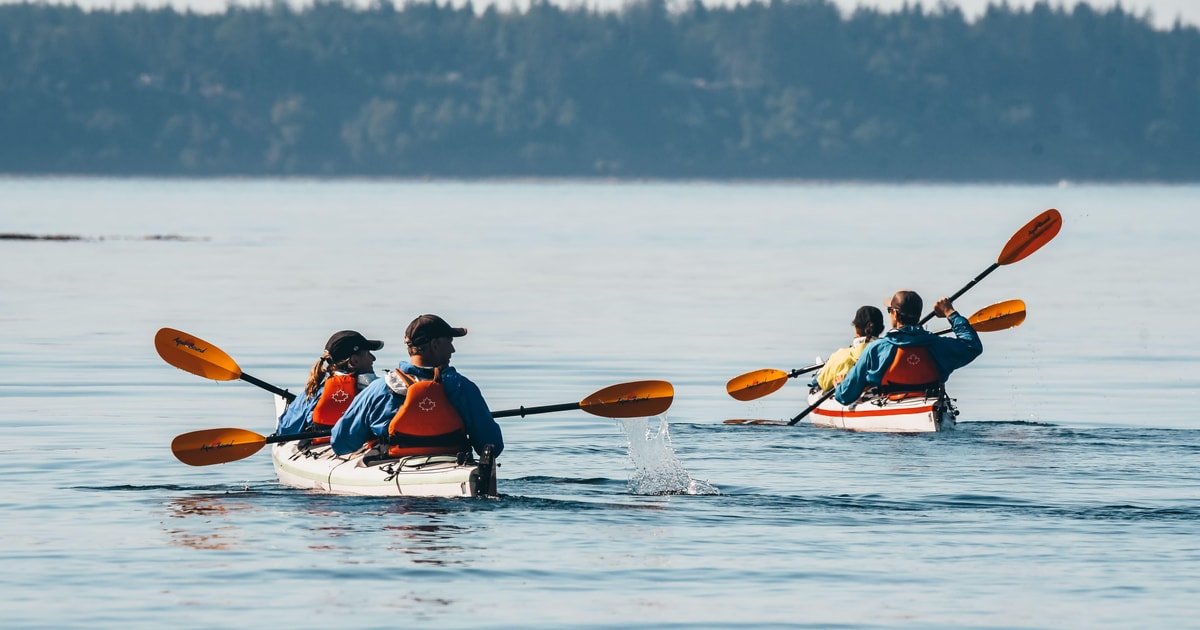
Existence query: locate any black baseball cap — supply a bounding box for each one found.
[405,314,467,347]
[325,330,384,363]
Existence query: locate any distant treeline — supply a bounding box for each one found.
[1,0,1197,180]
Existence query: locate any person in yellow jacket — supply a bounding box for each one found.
[815,306,884,391]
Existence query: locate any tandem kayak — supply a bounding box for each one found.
[268,395,496,498]
[271,441,496,498]
[806,386,958,433]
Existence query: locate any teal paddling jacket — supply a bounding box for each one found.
[834,312,982,405]
[330,362,503,457]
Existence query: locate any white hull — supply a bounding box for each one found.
[808,388,957,433]
[269,395,493,498]
[271,441,493,497]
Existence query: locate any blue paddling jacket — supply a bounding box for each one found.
[835,311,982,405]
[331,362,504,457]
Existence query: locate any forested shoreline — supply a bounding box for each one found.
[1,0,1197,180]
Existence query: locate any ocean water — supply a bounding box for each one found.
[1,178,1198,628]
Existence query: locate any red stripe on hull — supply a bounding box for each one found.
[813,405,934,418]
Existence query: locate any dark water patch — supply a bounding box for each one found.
[495,495,670,512]
[968,419,1058,427]
[0,232,207,242]
[1040,504,1200,522]
[0,232,83,241]
[820,493,1200,522]
[518,475,617,486]
[78,483,256,493]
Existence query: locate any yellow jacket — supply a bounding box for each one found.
[816,337,876,391]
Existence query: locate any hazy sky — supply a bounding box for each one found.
[5,0,1197,29]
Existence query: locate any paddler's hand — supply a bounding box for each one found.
[932,297,958,319]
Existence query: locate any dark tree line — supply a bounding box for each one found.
[1,0,1197,180]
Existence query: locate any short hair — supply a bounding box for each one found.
[888,290,923,326]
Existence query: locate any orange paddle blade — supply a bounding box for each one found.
[580,380,674,418]
[998,209,1062,265]
[968,299,1026,332]
[171,428,268,466]
[155,328,242,381]
[726,369,789,401]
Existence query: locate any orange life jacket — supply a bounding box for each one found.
[879,345,941,391]
[386,369,470,458]
[311,373,360,428]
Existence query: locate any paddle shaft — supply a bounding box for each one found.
[493,402,581,418]
[266,429,328,444]
[917,263,999,326]
[917,209,1061,326]
[243,373,296,403]
[787,363,824,379]
[788,389,836,426]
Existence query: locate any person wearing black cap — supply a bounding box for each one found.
[834,290,982,405]
[330,314,503,459]
[276,330,384,436]
[815,305,885,392]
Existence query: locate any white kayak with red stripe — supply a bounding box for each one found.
[806,386,958,433]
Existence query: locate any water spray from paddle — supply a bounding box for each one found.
[618,417,718,496]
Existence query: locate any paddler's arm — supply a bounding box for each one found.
[834,358,869,405]
[331,378,398,456]
[277,391,319,435]
[443,370,504,457]
[932,298,983,372]
[834,341,889,405]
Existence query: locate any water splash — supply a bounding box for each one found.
[617,416,719,496]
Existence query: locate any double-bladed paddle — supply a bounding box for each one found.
[155,327,297,402]
[725,299,1026,402]
[917,208,1061,326]
[171,379,675,466]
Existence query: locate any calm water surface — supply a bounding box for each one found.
[1,179,1198,628]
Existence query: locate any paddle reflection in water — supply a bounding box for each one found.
[164,494,258,551]
[617,417,719,496]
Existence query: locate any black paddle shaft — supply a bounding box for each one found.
[266,429,329,444]
[240,373,296,402]
[788,389,836,426]
[917,262,1000,326]
[492,402,581,419]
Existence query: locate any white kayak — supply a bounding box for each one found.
[271,440,496,498]
[268,394,496,498]
[806,386,957,433]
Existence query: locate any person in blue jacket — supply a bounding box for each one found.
[276,330,383,435]
[331,314,504,458]
[835,290,982,405]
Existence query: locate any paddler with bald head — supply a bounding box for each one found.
[834,290,982,405]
